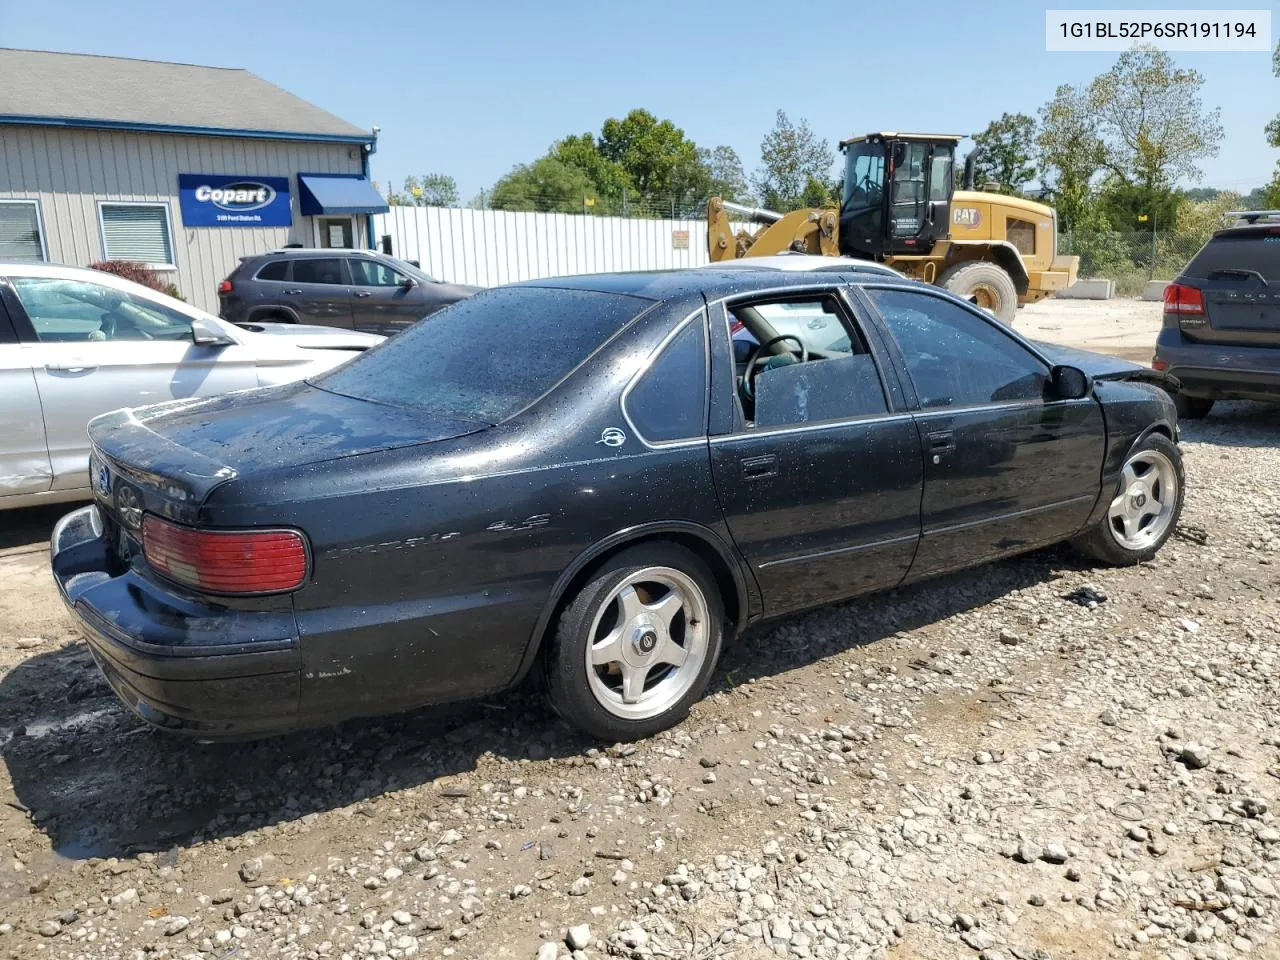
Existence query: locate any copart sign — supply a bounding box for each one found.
[178,173,292,227]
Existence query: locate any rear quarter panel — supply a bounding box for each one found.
[199,303,736,726]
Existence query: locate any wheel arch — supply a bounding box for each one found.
[509,521,754,688]
[1081,414,1180,533]
[944,242,1030,295]
[247,305,300,323]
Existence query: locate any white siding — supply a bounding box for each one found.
[374,206,723,288]
[0,125,363,311]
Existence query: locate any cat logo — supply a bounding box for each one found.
[952,207,982,228]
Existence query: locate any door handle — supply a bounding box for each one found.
[283,288,303,295]
[46,361,97,373]
[741,454,778,479]
[353,290,372,298]
[927,429,955,464]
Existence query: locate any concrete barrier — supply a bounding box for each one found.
[1056,278,1114,300]
[1142,280,1170,301]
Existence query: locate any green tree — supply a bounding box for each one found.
[754,111,835,211]
[701,145,751,202]
[971,112,1038,193]
[1265,42,1280,208]
[550,133,633,210]
[597,109,710,209]
[489,156,599,213]
[1036,83,1107,230]
[1088,46,1223,191]
[388,173,458,207]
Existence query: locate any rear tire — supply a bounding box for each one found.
[939,262,1018,324]
[544,543,725,741]
[1070,433,1184,565]
[1173,394,1214,420]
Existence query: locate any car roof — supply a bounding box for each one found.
[517,267,923,302]
[704,254,903,276]
[257,247,387,258]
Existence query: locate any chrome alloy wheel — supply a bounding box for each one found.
[1108,448,1178,550]
[585,566,710,720]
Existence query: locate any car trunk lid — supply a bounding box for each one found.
[88,381,489,523]
[1176,228,1280,347]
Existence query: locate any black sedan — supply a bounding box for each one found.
[51,269,1184,742]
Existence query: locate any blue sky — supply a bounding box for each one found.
[5,0,1276,199]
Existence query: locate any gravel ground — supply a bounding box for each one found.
[1,301,1278,960]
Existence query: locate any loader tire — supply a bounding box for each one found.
[939,262,1018,324]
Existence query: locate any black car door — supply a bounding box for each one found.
[708,288,923,617]
[861,286,1104,581]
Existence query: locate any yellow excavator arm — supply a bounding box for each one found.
[706,198,839,261]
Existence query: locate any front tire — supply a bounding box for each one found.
[1071,433,1184,565]
[939,261,1019,324]
[544,543,725,741]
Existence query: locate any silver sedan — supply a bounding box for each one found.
[0,261,381,510]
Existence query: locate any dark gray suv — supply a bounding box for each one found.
[218,249,482,336]
[1155,213,1280,418]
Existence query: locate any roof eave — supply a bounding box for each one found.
[0,113,373,145]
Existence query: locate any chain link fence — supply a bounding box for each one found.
[1057,230,1209,296]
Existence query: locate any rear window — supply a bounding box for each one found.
[313,286,653,423]
[1184,231,1280,283]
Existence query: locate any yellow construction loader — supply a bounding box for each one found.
[707,132,1079,323]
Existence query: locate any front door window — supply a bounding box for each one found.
[318,218,355,249]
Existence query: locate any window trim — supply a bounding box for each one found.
[96,200,177,271]
[857,282,1056,413]
[0,198,49,262]
[718,287,898,435]
[620,307,711,450]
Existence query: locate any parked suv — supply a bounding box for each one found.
[218,249,481,336]
[1155,213,1280,418]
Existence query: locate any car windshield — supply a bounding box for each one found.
[312,286,653,423]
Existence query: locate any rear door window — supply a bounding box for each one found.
[291,259,348,285]
[314,286,653,424]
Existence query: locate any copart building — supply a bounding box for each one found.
[0,48,388,311]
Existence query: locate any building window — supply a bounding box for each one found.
[0,200,47,261]
[98,202,175,268]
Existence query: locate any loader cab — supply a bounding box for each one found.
[838,133,959,260]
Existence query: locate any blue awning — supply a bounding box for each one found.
[297,174,389,216]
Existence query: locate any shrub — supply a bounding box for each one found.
[88,261,183,300]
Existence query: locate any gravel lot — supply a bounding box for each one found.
[2,299,1279,960]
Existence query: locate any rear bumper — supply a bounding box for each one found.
[51,505,302,739]
[1154,332,1280,401]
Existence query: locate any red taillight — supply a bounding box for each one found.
[1163,282,1205,316]
[1152,358,1168,371]
[217,279,234,294]
[142,515,308,595]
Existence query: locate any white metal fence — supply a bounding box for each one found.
[372,206,721,287]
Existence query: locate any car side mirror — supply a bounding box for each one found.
[400,277,418,289]
[191,318,235,347]
[1050,364,1092,400]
